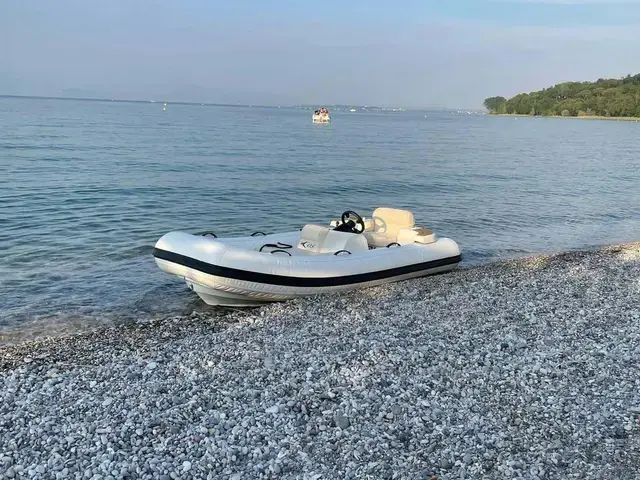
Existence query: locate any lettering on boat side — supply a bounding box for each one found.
[300,241,316,249]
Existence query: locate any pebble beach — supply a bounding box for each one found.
[1,243,639,480]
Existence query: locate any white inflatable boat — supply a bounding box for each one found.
[153,208,461,307]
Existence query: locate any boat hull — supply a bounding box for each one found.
[312,114,331,124]
[152,230,461,307]
[173,261,458,307]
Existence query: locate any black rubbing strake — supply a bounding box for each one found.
[153,247,461,287]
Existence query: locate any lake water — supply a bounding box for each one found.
[1,97,639,343]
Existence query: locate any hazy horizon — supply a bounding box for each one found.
[0,93,488,111]
[3,1,640,109]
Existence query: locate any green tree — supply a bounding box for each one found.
[483,96,507,112]
[487,73,640,118]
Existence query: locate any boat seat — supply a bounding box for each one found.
[364,207,416,247]
[297,224,369,254]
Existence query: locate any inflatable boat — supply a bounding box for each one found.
[153,208,461,307]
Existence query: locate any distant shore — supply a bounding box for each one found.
[490,112,640,122]
[1,242,639,479]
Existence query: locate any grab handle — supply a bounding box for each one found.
[270,249,292,256]
[259,242,293,252]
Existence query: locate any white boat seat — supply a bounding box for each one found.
[297,224,369,254]
[364,207,416,247]
[296,225,329,253]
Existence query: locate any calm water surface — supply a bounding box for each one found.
[1,97,639,343]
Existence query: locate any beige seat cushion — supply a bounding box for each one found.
[397,227,436,244]
[365,208,415,245]
[363,232,395,248]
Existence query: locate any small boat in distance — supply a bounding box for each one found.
[312,107,331,124]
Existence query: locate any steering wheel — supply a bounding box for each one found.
[339,210,365,234]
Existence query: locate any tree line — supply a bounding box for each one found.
[484,74,640,118]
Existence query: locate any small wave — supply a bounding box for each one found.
[105,244,154,260]
[461,247,533,265]
[128,280,225,318]
[0,144,79,151]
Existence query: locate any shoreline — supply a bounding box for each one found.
[489,113,640,122]
[1,242,639,478]
[0,241,634,350]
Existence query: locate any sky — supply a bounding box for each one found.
[2,0,640,108]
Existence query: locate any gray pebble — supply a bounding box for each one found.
[440,458,453,469]
[1,243,639,480]
[335,414,350,429]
